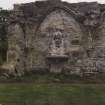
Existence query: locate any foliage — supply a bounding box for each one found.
[0,8,9,64]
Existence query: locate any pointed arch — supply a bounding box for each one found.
[35,5,77,33]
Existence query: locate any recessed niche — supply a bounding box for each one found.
[71,40,80,45]
[72,52,79,57]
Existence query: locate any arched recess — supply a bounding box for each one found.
[91,21,105,58]
[35,5,77,32]
[34,8,84,66]
[7,23,25,74]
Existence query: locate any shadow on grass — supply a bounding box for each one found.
[0,72,105,84]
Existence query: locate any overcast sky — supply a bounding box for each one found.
[0,0,105,10]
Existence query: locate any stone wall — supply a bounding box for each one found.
[5,0,105,75]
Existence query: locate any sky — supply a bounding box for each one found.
[0,0,105,10]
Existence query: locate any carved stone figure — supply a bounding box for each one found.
[49,29,65,56]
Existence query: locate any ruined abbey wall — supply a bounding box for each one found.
[6,0,105,75]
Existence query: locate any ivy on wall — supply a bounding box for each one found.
[0,8,9,65]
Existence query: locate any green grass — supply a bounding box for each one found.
[0,84,105,105]
[0,74,105,105]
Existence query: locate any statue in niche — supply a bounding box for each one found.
[49,29,65,56]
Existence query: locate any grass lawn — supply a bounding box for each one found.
[0,83,105,105]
